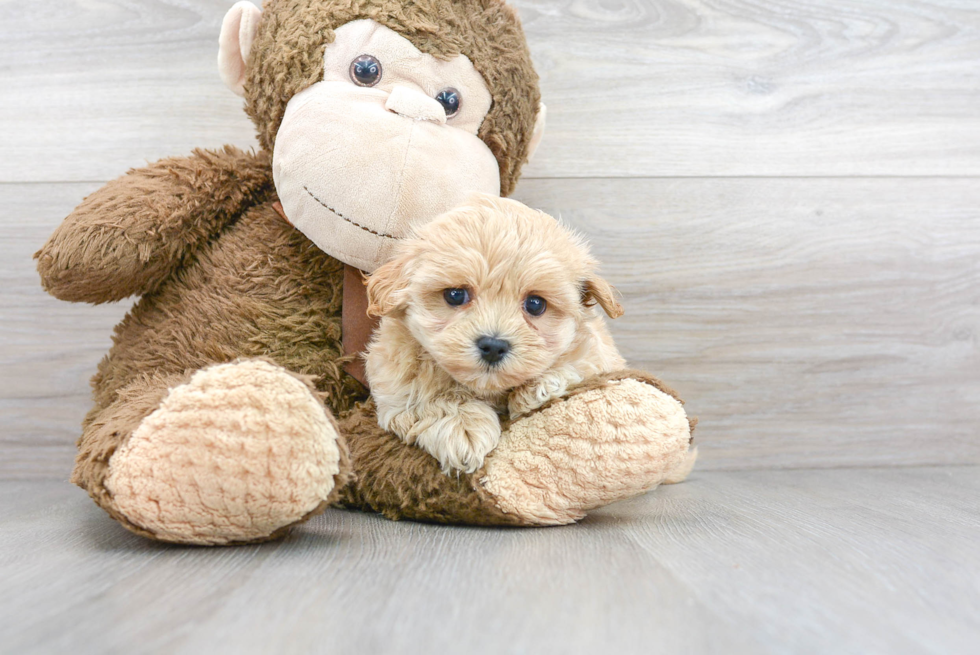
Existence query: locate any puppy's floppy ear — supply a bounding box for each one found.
[581,276,624,319]
[366,256,410,317]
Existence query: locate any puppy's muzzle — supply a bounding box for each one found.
[476,336,510,365]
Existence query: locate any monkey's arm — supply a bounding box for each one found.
[335,371,697,526]
[35,146,272,303]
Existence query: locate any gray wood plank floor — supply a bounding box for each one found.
[1,467,978,655]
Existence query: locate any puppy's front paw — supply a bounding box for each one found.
[509,369,583,418]
[412,401,502,474]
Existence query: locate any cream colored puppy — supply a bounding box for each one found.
[365,195,626,473]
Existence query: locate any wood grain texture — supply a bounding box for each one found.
[4,178,978,478]
[1,0,979,182]
[0,0,256,183]
[0,183,129,480]
[519,0,980,178]
[512,176,980,470]
[1,468,978,654]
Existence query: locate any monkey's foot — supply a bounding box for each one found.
[104,360,343,545]
[480,371,697,525]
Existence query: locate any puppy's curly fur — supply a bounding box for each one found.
[365,195,626,473]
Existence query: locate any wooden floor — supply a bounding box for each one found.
[1,467,978,654]
[2,0,979,652]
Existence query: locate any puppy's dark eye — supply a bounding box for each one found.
[435,88,461,117]
[350,55,382,87]
[444,288,470,306]
[524,295,547,316]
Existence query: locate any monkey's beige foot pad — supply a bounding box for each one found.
[105,360,341,545]
[480,372,697,525]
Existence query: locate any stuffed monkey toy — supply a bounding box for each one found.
[35,0,697,545]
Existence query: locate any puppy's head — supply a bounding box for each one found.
[367,194,622,394]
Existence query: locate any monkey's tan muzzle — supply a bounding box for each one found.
[273,82,501,272]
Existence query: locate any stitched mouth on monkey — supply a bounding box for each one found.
[302,185,400,241]
[270,20,502,274]
[273,83,500,273]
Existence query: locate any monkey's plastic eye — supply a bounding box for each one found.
[435,88,461,117]
[443,288,470,307]
[524,295,547,316]
[350,55,382,87]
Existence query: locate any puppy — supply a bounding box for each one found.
[365,194,626,473]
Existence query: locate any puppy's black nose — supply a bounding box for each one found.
[476,336,510,365]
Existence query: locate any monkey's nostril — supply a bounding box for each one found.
[384,86,448,125]
[476,336,510,365]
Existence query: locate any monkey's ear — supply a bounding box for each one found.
[582,275,624,319]
[218,1,263,97]
[526,103,547,163]
[366,256,410,317]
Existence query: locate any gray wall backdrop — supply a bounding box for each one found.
[1,0,978,478]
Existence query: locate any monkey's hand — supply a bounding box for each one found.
[508,367,584,419]
[334,371,696,526]
[384,399,502,474]
[35,147,271,304]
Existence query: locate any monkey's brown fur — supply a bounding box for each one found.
[36,0,694,542]
[334,369,692,526]
[246,0,540,197]
[37,0,543,536]
[39,143,525,533]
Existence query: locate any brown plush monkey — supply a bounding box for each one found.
[35,0,696,545]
